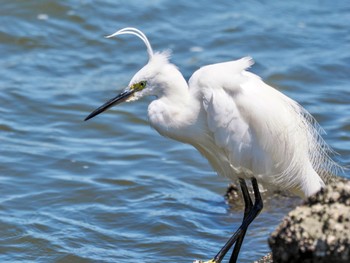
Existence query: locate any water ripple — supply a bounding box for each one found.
[1,1,349,262]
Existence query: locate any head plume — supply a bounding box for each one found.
[106,27,154,61]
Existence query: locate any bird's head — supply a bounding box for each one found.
[85,27,173,121]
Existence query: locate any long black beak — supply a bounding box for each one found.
[84,89,134,121]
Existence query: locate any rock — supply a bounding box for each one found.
[254,252,273,263]
[225,183,242,202]
[268,177,350,263]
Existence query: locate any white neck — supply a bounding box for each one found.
[147,68,202,143]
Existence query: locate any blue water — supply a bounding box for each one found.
[1,1,349,262]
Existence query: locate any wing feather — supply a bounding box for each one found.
[188,57,338,192]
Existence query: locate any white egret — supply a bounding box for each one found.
[85,27,338,263]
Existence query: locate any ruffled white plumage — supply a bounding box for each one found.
[186,57,337,197]
[102,27,339,198]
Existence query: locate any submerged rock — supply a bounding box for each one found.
[269,177,350,263]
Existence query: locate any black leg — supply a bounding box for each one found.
[229,178,263,262]
[229,179,253,262]
[211,178,263,263]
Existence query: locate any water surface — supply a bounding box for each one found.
[1,1,349,262]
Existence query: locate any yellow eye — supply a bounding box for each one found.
[132,81,147,92]
[139,81,146,88]
[131,81,147,91]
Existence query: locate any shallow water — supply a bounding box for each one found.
[1,1,349,262]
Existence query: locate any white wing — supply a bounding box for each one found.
[188,57,336,195]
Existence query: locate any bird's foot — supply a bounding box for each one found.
[193,259,217,263]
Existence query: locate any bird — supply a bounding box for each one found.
[85,27,338,263]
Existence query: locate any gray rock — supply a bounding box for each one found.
[254,252,273,263]
[268,177,350,263]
